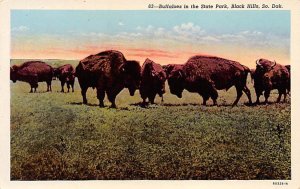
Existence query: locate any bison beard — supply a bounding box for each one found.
[53,64,75,93]
[140,58,167,106]
[253,59,290,104]
[75,50,141,108]
[10,61,53,93]
[167,55,252,106]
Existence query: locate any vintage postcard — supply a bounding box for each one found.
[1,0,300,188]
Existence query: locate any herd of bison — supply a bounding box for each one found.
[10,50,291,108]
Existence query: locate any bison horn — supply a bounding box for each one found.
[151,71,156,77]
[178,70,183,78]
[256,59,261,66]
[119,65,125,73]
[271,60,276,68]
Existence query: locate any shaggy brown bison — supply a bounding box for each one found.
[167,55,252,106]
[53,64,75,92]
[253,59,290,104]
[10,61,53,92]
[140,58,166,105]
[75,50,141,108]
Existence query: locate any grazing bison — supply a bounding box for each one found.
[75,50,141,108]
[167,55,252,106]
[253,59,290,104]
[10,61,53,92]
[53,64,75,92]
[140,58,167,105]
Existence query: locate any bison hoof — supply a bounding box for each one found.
[245,102,253,106]
[110,105,117,109]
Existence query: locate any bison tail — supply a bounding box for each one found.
[242,66,251,80]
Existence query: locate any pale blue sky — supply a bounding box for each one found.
[11,10,290,66]
[11,10,290,37]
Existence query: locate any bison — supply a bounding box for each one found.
[167,55,252,106]
[140,58,167,105]
[253,59,290,104]
[75,50,141,108]
[53,64,75,93]
[10,61,53,93]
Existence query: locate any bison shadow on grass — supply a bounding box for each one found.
[130,102,254,108]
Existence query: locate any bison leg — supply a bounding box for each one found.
[61,81,65,93]
[255,88,262,104]
[32,83,38,93]
[264,90,270,104]
[210,90,218,106]
[201,95,209,105]
[149,94,156,104]
[71,81,75,92]
[283,91,287,103]
[96,88,105,107]
[207,84,218,106]
[277,88,287,103]
[107,85,124,108]
[46,81,52,92]
[67,82,70,93]
[232,86,243,106]
[277,90,282,103]
[81,87,88,104]
[29,83,34,93]
[141,98,148,107]
[108,95,117,108]
[243,86,252,105]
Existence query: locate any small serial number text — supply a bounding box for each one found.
[273,181,288,185]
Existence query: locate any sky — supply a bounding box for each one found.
[11,10,290,68]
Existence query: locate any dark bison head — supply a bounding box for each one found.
[10,65,18,83]
[168,68,185,98]
[255,59,276,75]
[151,70,167,97]
[122,60,141,96]
[53,68,60,77]
[163,64,176,79]
[52,68,60,80]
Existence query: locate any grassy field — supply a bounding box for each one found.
[10,59,291,180]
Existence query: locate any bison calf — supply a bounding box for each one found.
[53,64,75,93]
[167,55,252,106]
[140,58,166,106]
[75,50,141,108]
[10,61,53,93]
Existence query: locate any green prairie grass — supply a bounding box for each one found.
[10,59,290,180]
